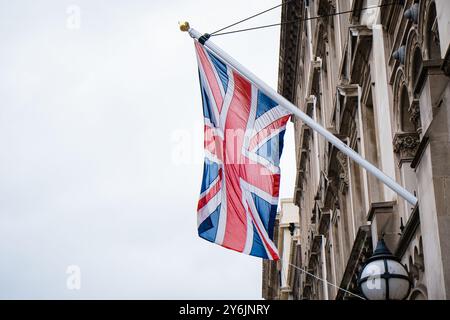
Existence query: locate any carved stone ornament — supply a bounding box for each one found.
[393,132,420,162]
[336,151,349,191]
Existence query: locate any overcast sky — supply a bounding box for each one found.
[0,0,295,299]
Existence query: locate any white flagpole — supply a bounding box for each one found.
[181,23,418,206]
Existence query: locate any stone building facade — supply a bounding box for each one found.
[263,199,300,300]
[262,0,450,300]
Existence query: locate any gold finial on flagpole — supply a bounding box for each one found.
[179,21,190,32]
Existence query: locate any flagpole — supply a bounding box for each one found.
[180,22,418,206]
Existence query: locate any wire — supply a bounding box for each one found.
[276,245,365,300]
[288,263,366,300]
[211,2,398,37]
[210,0,295,36]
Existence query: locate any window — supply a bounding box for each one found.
[426,2,441,60]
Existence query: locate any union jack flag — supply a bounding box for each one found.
[194,41,290,260]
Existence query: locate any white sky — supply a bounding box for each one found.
[0,0,295,299]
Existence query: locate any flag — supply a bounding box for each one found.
[194,41,291,260]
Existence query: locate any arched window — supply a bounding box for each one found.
[393,79,419,221]
[426,2,441,60]
[411,47,423,92]
[400,86,416,132]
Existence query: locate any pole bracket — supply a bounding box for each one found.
[199,33,211,45]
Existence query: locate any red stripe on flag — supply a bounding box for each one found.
[222,71,252,252]
[248,115,290,151]
[241,165,280,197]
[247,201,279,260]
[195,42,224,112]
[197,169,223,211]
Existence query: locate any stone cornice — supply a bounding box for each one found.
[395,204,420,258]
[336,225,372,300]
[443,45,450,76]
[414,59,446,95]
[278,0,303,103]
[366,201,397,222]
[349,26,373,85]
[411,136,429,169]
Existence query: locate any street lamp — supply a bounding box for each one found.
[358,239,412,300]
